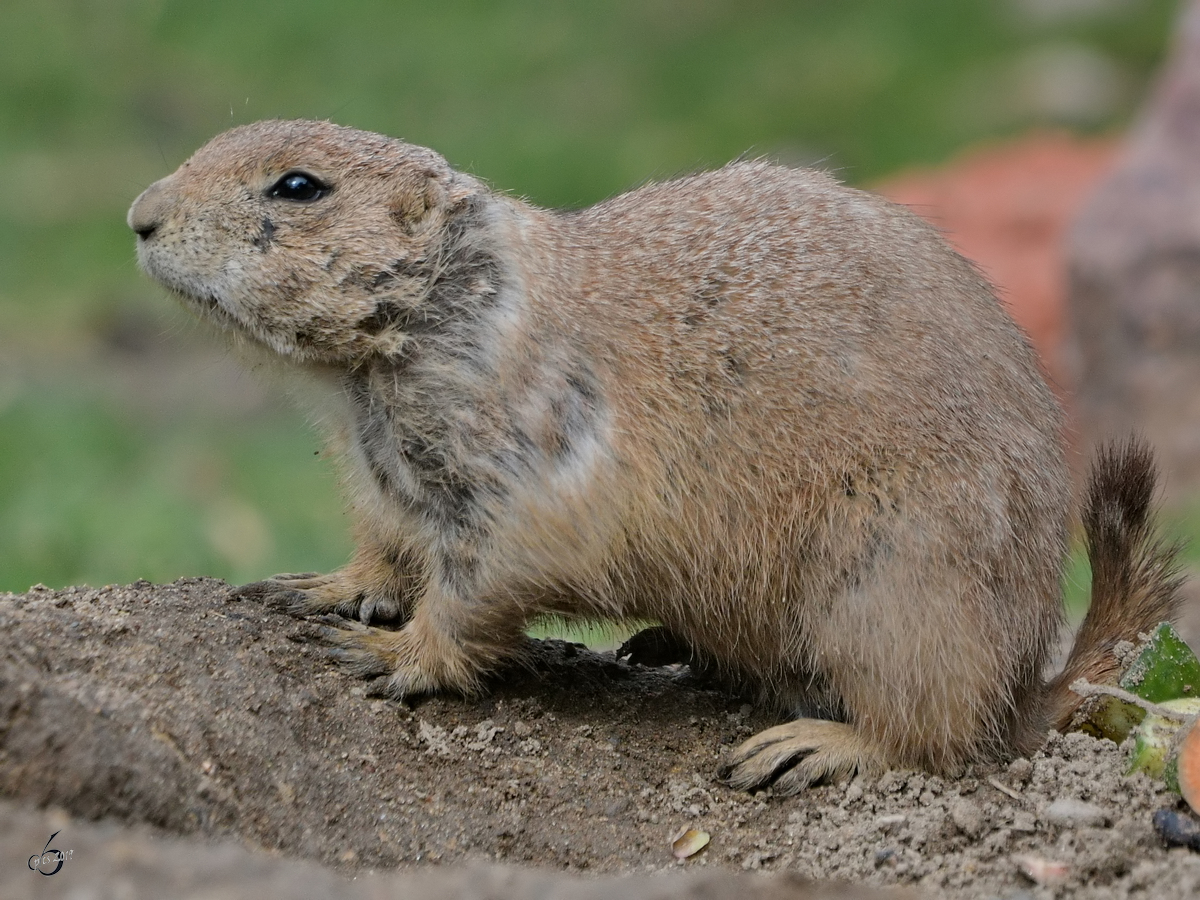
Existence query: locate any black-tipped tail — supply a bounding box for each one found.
[1048,439,1185,730]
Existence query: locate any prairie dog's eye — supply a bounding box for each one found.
[267,171,329,202]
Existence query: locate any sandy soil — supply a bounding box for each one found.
[3,578,1199,898]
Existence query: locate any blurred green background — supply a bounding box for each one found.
[0,0,1187,602]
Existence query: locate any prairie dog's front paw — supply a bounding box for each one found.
[229,571,406,623]
[320,618,489,697]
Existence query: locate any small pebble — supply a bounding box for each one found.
[1044,798,1107,828]
[670,827,710,860]
[1011,811,1037,833]
[1153,808,1200,850]
[950,798,986,838]
[1007,757,1034,784]
[1014,853,1069,885]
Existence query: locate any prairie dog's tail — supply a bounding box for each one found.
[1048,440,1185,731]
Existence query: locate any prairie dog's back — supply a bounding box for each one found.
[555,162,1059,460]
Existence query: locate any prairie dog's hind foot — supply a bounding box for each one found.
[720,719,890,795]
[616,625,720,682]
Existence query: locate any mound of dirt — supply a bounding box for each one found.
[2,578,1199,898]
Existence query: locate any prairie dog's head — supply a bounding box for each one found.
[128,119,491,364]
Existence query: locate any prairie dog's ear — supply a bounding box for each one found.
[442,175,478,214]
[389,166,477,235]
[389,169,445,235]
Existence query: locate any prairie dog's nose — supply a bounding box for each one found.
[127,178,172,239]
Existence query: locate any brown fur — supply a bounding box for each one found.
[128,120,1182,791]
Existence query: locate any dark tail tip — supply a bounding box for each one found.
[1049,438,1186,730]
[1082,437,1157,562]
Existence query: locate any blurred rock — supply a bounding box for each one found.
[1066,0,1200,499]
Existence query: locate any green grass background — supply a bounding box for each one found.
[0,0,1191,617]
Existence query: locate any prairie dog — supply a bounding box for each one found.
[128,120,1180,792]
